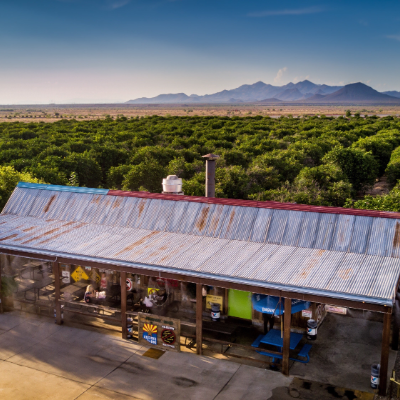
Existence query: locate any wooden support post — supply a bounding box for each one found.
[223,288,229,315]
[379,311,392,396]
[282,297,292,376]
[53,262,62,325]
[121,271,127,339]
[0,255,3,314]
[393,298,400,351]
[196,283,203,355]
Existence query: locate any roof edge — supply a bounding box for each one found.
[108,189,400,220]
[0,243,395,308]
[17,182,108,195]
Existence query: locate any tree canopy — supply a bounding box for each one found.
[0,114,399,211]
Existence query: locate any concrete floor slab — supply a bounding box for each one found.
[214,364,293,400]
[96,350,241,400]
[77,386,141,400]
[0,360,89,400]
[8,338,135,385]
[290,313,396,393]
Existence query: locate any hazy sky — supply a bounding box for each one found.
[1,0,400,104]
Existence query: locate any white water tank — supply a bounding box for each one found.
[162,175,183,193]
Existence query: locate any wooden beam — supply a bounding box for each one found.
[379,311,391,396]
[121,271,127,340]
[53,262,62,325]
[196,283,203,355]
[282,297,292,376]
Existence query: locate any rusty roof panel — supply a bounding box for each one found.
[178,202,202,235]
[266,209,289,244]
[2,186,400,306]
[191,203,213,236]
[314,213,337,250]
[232,243,280,279]
[367,218,392,256]
[250,245,297,281]
[172,236,230,271]
[205,204,226,237]
[331,214,355,252]
[249,208,273,243]
[281,211,305,247]
[348,216,373,254]
[325,253,365,294]
[297,212,320,248]
[166,201,189,232]
[233,207,259,242]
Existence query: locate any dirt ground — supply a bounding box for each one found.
[0,104,399,123]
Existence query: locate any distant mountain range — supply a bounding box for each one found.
[126,80,400,105]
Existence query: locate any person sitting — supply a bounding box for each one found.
[84,284,96,303]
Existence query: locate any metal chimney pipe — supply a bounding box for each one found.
[202,154,219,198]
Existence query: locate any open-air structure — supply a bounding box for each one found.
[0,181,400,395]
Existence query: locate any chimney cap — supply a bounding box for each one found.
[202,153,220,160]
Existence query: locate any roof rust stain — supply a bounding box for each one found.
[0,221,7,226]
[196,207,210,232]
[21,227,63,244]
[393,222,400,248]
[0,233,18,242]
[338,268,352,280]
[138,200,146,217]
[43,195,56,213]
[226,209,236,232]
[112,197,123,209]
[23,226,35,232]
[209,208,222,234]
[114,231,159,256]
[92,195,102,204]
[38,223,87,245]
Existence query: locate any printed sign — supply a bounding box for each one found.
[326,305,347,315]
[89,270,100,284]
[71,266,89,282]
[61,270,70,284]
[148,288,160,296]
[206,295,223,310]
[126,278,133,291]
[302,309,312,318]
[143,323,158,345]
[138,313,180,352]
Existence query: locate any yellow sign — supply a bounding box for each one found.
[89,270,100,284]
[148,288,159,296]
[206,295,223,310]
[71,266,89,282]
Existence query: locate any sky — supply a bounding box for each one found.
[1,0,400,104]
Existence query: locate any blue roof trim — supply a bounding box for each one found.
[17,182,109,195]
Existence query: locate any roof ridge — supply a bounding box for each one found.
[16,182,400,220]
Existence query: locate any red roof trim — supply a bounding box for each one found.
[107,190,400,219]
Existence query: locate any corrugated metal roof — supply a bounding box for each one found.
[0,183,399,307]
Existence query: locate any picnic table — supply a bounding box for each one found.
[22,277,56,301]
[251,329,312,364]
[18,261,45,280]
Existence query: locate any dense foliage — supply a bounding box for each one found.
[0,114,400,211]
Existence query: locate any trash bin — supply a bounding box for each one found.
[307,319,317,340]
[211,303,221,321]
[371,364,380,389]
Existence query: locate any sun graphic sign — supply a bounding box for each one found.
[142,323,157,345]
